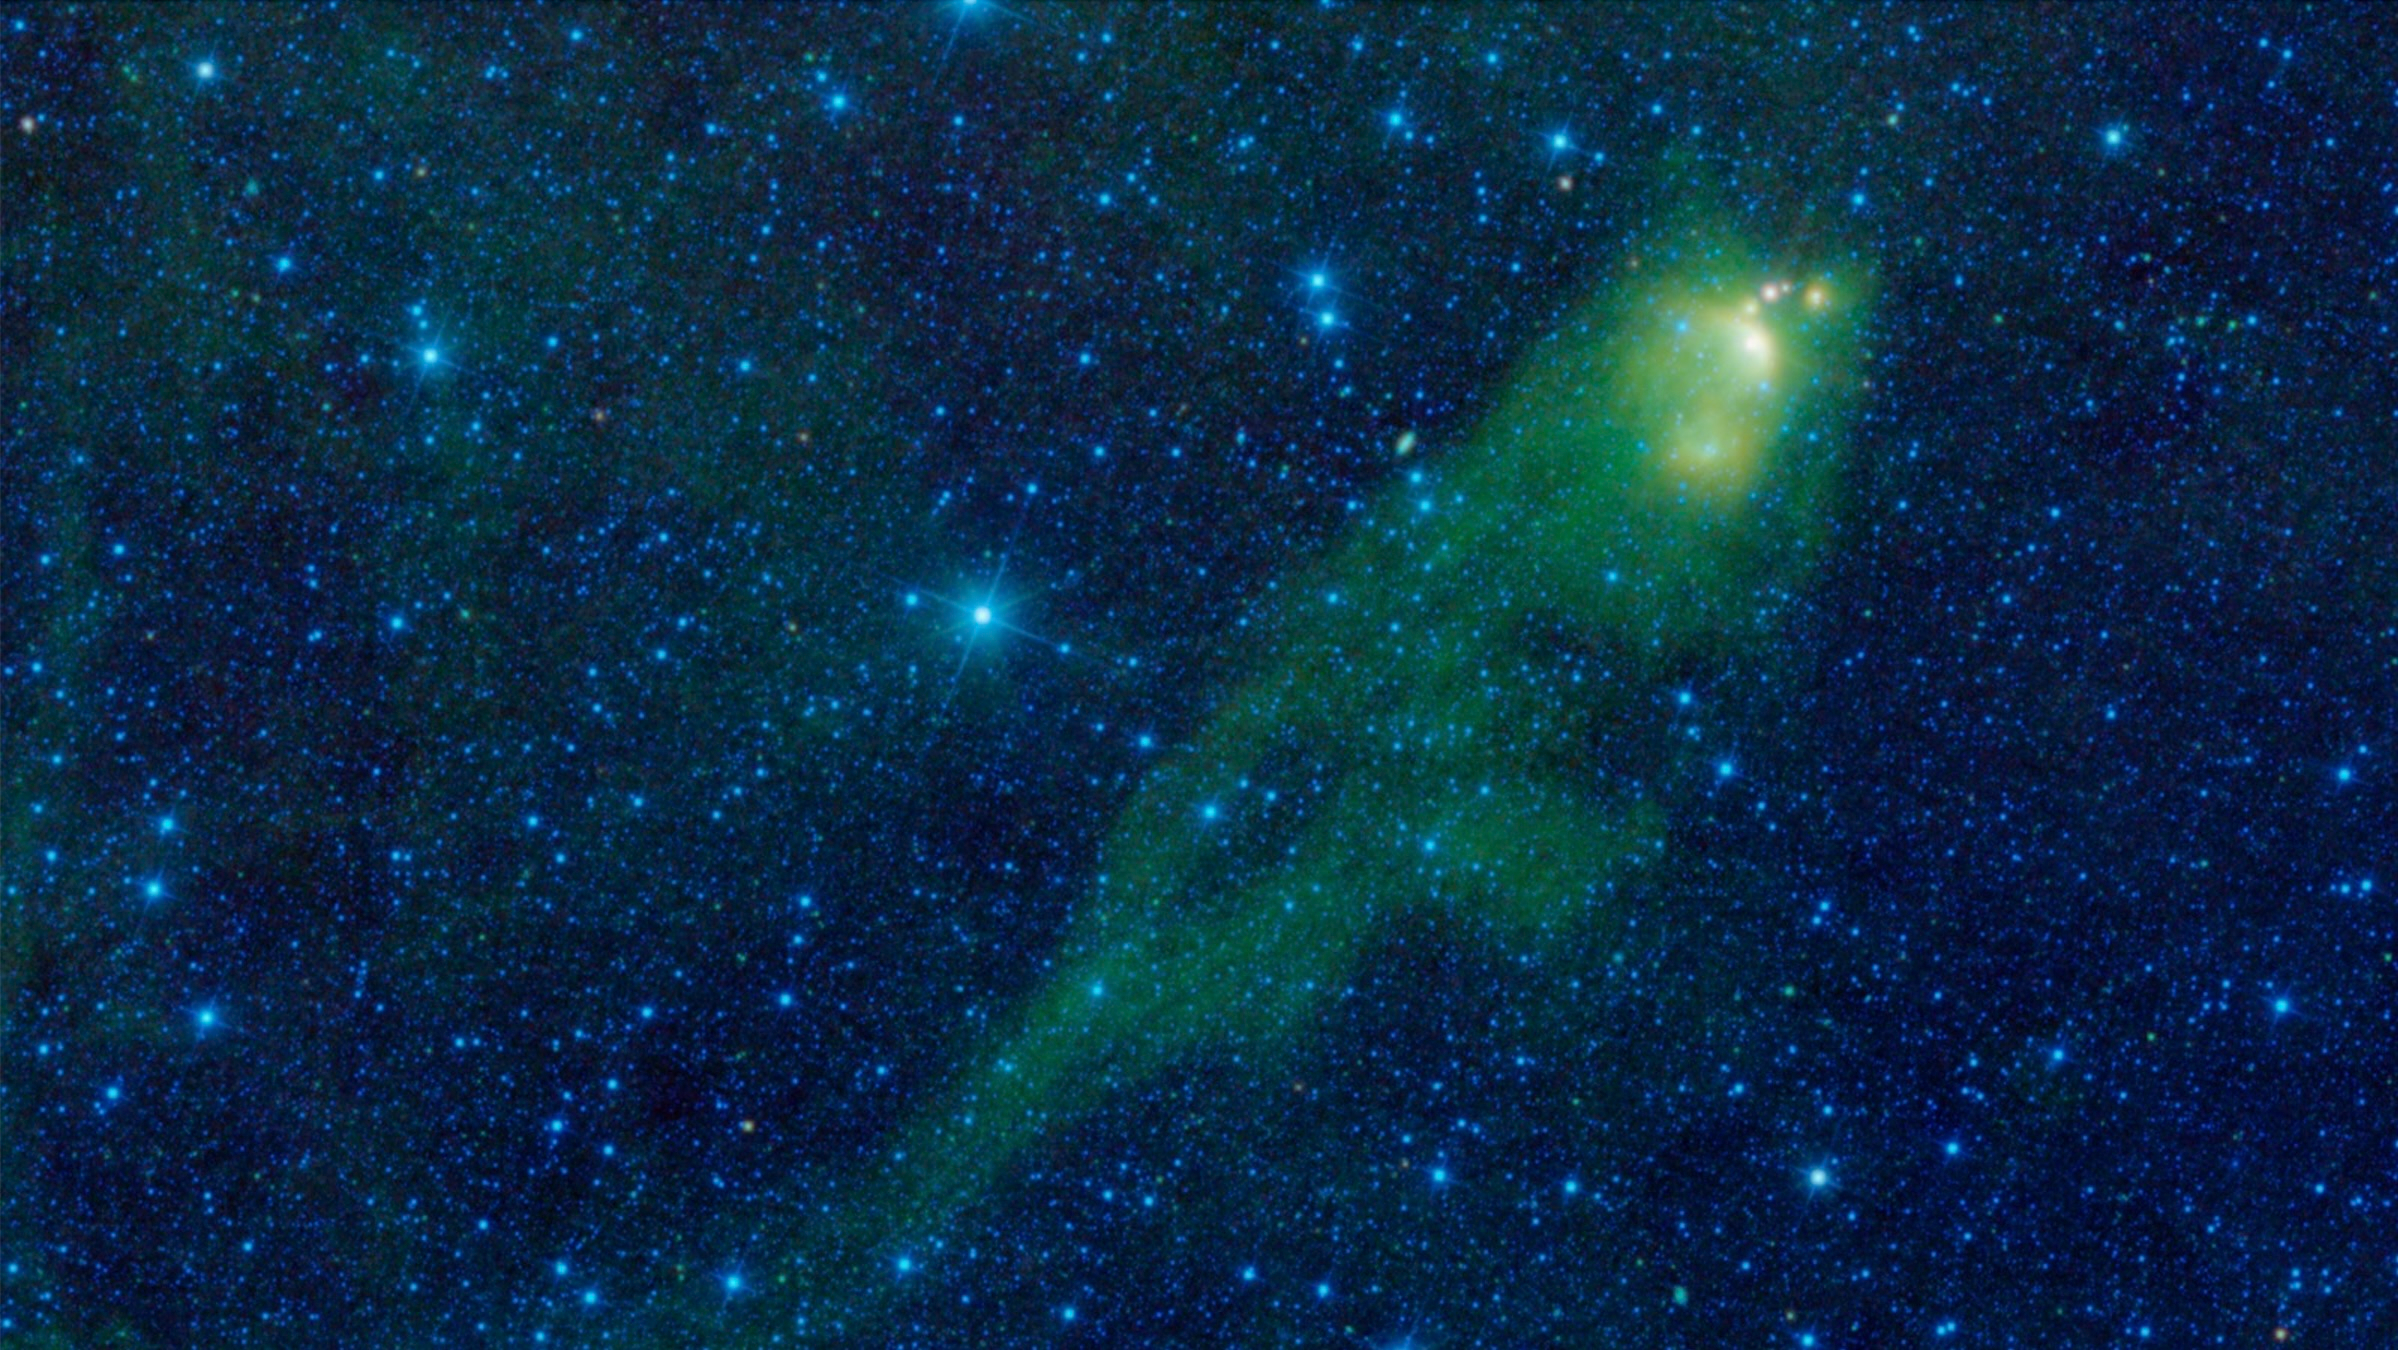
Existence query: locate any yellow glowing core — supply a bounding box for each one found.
[1616,274,1832,497]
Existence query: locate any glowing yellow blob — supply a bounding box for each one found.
[1603,270,1839,497]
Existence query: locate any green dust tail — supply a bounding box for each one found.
[731,226,1875,1342]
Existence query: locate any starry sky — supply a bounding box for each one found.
[5,4,2396,1346]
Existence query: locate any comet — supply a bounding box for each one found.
[692,227,1875,1343]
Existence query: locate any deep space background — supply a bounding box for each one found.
[6,3,2398,1346]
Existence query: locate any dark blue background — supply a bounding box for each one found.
[4,5,2392,1344]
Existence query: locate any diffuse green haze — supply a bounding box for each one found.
[737,225,1876,1341]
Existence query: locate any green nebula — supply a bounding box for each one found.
[743,225,1875,1340]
